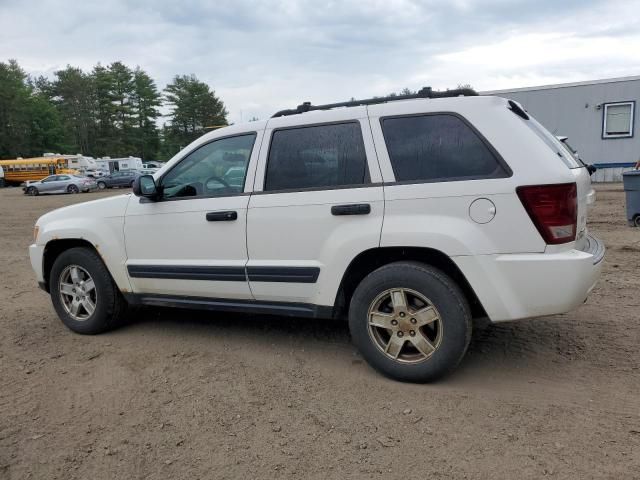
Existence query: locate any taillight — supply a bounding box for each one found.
[516,183,577,245]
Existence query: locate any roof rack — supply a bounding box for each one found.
[271,86,478,118]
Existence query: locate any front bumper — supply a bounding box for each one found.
[29,244,46,288]
[454,234,605,322]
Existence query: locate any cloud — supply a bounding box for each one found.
[1,0,639,122]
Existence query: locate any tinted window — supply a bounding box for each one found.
[382,114,507,182]
[264,122,369,191]
[161,133,256,199]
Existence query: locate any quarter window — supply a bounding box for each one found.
[603,102,634,138]
[264,122,369,191]
[382,114,508,182]
[161,133,256,200]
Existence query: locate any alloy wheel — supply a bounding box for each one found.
[367,288,443,363]
[58,265,97,321]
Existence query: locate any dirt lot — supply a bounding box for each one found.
[0,185,639,479]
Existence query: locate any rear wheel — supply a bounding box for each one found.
[348,261,472,383]
[50,247,127,334]
[67,184,79,194]
[634,215,640,227]
[130,180,135,188]
[97,181,106,190]
[27,186,39,196]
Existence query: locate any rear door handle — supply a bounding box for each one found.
[331,203,371,216]
[206,211,238,221]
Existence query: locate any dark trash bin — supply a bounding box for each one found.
[622,170,640,227]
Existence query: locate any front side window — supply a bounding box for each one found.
[603,102,634,138]
[161,133,256,200]
[382,114,508,183]
[264,122,369,191]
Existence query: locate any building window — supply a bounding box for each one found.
[602,101,634,139]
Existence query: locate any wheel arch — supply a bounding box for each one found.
[334,246,487,320]
[41,238,124,293]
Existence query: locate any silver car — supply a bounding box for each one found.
[23,175,98,196]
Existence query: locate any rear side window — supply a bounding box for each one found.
[264,122,369,191]
[381,114,508,183]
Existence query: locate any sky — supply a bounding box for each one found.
[2,0,640,123]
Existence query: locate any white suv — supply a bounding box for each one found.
[29,89,604,382]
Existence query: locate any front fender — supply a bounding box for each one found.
[35,195,132,292]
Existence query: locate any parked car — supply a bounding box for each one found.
[143,162,163,169]
[23,174,97,196]
[96,171,139,189]
[84,169,106,178]
[28,89,604,382]
[222,166,246,189]
[137,167,159,175]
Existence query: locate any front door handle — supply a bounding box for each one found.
[206,211,238,221]
[331,203,371,216]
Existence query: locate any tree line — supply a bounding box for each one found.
[0,59,228,161]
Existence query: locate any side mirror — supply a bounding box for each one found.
[133,175,158,199]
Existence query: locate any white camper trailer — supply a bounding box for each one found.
[43,153,98,173]
[95,156,143,173]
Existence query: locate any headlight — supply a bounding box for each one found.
[33,226,40,243]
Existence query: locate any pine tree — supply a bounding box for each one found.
[50,66,96,154]
[0,60,67,158]
[164,74,228,155]
[131,67,161,159]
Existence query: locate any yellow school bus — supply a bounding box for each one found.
[0,157,78,184]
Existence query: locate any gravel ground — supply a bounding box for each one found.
[0,184,639,479]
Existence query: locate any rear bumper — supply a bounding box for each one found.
[454,234,605,322]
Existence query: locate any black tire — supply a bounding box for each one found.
[97,181,106,190]
[67,184,79,194]
[634,215,640,228]
[27,186,39,196]
[49,247,128,334]
[129,180,135,188]
[348,261,472,383]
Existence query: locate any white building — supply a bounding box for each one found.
[482,76,640,182]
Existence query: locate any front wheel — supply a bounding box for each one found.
[634,215,640,227]
[50,247,128,334]
[348,262,472,383]
[97,181,106,190]
[27,186,39,196]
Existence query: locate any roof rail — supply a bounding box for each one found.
[271,87,478,118]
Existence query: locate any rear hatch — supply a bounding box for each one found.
[520,114,593,251]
